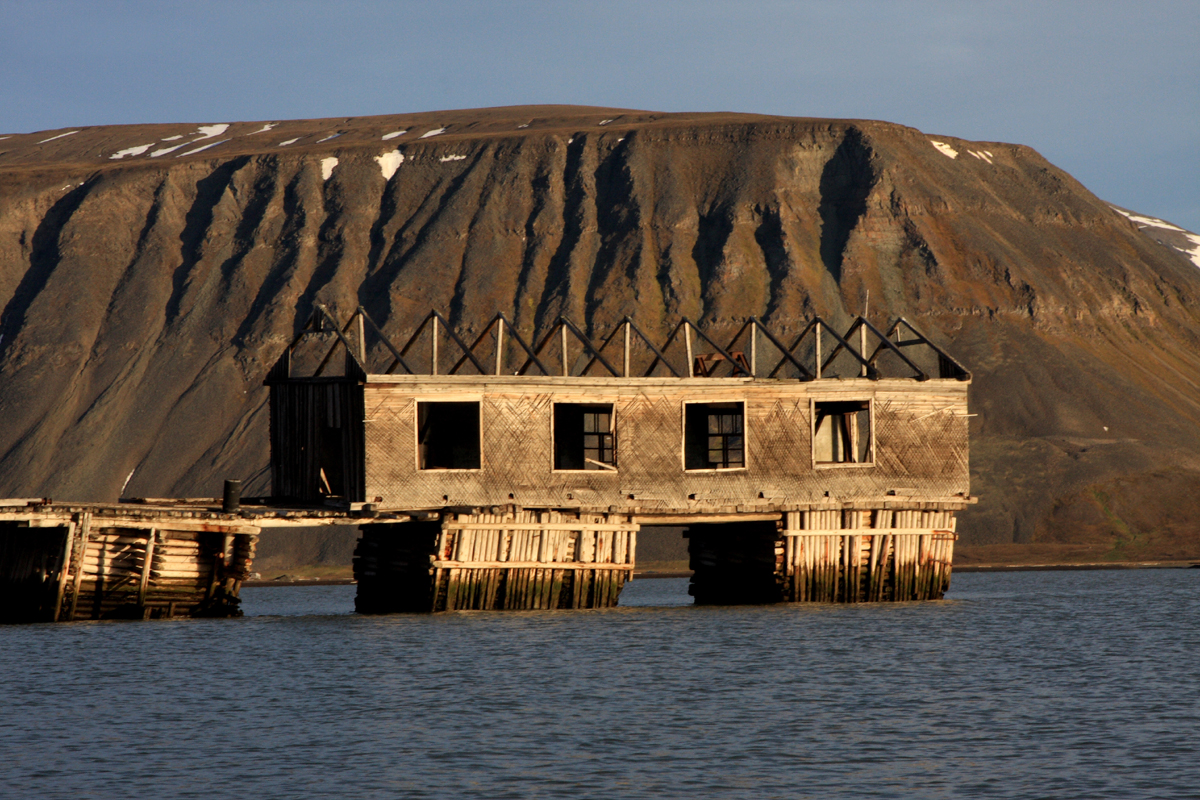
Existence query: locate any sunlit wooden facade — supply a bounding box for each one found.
[267,308,974,610]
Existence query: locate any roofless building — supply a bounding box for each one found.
[267,307,975,611]
[0,307,972,622]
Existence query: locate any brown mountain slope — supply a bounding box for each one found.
[2,105,1200,559]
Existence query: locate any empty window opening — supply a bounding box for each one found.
[814,400,872,464]
[685,402,745,470]
[554,403,616,470]
[418,401,481,469]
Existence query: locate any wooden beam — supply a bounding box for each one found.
[860,316,928,379]
[138,529,157,607]
[356,306,415,375]
[627,318,682,377]
[684,322,694,377]
[623,321,631,377]
[632,513,782,525]
[495,314,551,376]
[67,512,91,621]
[758,316,817,380]
[442,522,638,532]
[578,319,630,377]
[558,317,621,377]
[432,560,633,570]
[53,521,77,622]
[781,528,957,537]
[684,318,753,377]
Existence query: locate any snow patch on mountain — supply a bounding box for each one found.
[931,140,958,159]
[151,142,189,157]
[382,130,407,140]
[278,138,300,147]
[109,144,155,160]
[321,157,338,181]
[439,154,467,162]
[375,150,404,179]
[178,140,227,157]
[37,131,79,144]
[150,125,230,157]
[1113,206,1200,268]
[1114,208,1185,232]
[420,128,446,139]
[1182,234,1200,268]
[195,124,229,140]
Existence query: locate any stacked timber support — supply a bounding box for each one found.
[353,510,638,613]
[0,514,257,623]
[687,509,956,605]
[776,509,957,603]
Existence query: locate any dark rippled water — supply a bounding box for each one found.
[3,570,1199,799]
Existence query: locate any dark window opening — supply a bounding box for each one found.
[418,401,481,469]
[685,402,745,470]
[814,400,872,464]
[554,404,616,470]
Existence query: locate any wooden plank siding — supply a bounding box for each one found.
[350,376,970,513]
[269,381,365,503]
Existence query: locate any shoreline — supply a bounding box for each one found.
[243,561,1200,588]
[955,560,1200,572]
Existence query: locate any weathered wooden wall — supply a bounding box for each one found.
[270,381,365,502]
[359,376,969,512]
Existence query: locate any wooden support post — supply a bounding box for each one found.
[623,321,631,378]
[355,312,366,364]
[860,320,868,377]
[53,521,77,622]
[685,324,694,377]
[138,529,157,608]
[67,512,91,621]
[815,322,822,379]
[749,320,757,377]
[495,318,505,375]
[561,325,569,376]
[431,315,439,375]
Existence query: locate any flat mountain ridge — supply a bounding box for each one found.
[3,105,1199,560]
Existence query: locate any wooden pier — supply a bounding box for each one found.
[1,309,975,622]
[0,498,395,623]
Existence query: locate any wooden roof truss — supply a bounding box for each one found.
[266,307,971,383]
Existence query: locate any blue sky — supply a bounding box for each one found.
[3,0,1197,229]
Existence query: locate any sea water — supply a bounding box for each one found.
[2,570,1198,799]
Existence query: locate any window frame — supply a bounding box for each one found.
[681,399,749,472]
[413,398,485,472]
[810,397,875,469]
[550,401,619,473]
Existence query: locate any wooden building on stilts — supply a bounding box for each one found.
[267,306,975,612]
[0,306,973,622]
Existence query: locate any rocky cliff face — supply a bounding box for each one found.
[3,106,1199,559]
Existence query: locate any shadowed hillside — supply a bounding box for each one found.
[3,105,1200,560]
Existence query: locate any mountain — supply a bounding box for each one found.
[3,105,1199,562]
